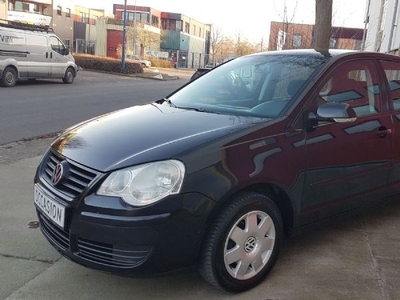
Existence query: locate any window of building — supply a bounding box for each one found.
[64,39,71,49]
[151,16,159,26]
[57,6,62,16]
[292,34,302,47]
[193,25,196,36]
[185,22,190,34]
[161,19,167,30]
[199,28,202,38]
[330,37,339,49]
[176,20,182,31]
[80,12,87,23]
[66,8,71,18]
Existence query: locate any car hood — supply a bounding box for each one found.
[51,103,265,172]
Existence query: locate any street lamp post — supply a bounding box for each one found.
[121,0,127,71]
[133,0,137,55]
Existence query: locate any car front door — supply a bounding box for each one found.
[300,58,392,223]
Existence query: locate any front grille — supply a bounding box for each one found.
[39,213,70,252]
[41,150,99,198]
[77,238,152,268]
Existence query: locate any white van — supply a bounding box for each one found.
[0,22,78,87]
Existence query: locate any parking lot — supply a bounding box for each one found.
[1,146,400,299]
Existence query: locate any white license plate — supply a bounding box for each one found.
[34,184,65,229]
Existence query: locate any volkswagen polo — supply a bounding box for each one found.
[34,49,400,292]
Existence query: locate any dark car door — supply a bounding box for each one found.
[379,59,400,197]
[300,58,393,223]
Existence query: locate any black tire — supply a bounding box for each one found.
[198,192,284,293]
[62,67,75,84]
[1,67,17,87]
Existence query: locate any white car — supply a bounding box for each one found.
[126,55,151,68]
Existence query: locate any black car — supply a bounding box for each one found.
[34,49,400,292]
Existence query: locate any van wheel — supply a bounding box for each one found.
[1,67,17,87]
[198,192,283,293]
[62,68,75,84]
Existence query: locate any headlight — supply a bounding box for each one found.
[97,160,185,206]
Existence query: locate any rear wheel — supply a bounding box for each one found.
[62,67,75,84]
[1,67,17,87]
[198,192,283,292]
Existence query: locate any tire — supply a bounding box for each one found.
[198,192,284,293]
[62,67,75,84]
[1,67,17,87]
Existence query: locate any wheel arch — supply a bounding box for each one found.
[0,64,18,79]
[202,182,295,246]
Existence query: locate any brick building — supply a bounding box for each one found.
[268,21,364,51]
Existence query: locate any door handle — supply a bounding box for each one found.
[376,128,392,138]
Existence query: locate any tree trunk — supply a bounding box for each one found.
[313,0,333,50]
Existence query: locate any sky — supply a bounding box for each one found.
[74,0,367,43]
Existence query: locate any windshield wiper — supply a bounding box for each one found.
[156,97,177,108]
[178,106,220,114]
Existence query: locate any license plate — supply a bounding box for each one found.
[34,184,65,229]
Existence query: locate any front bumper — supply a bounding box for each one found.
[34,150,216,277]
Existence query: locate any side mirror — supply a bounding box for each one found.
[308,102,357,129]
[64,48,70,56]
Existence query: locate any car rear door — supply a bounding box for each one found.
[379,58,400,197]
[301,58,393,223]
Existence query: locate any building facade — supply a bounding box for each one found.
[363,0,400,54]
[2,1,211,68]
[111,5,211,68]
[268,21,364,51]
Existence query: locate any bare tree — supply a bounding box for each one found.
[273,0,298,49]
[209,26,225,63]
[313,0,332,49]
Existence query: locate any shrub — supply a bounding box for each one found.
[74,54,143,74]
[148,58,174,68]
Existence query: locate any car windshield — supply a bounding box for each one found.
[169,53,329,118]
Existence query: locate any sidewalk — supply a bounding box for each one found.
[1,156,400,299]
[141,67,196,80]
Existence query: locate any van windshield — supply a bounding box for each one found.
[169,53,329,118]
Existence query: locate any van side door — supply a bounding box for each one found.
[25,32,50,78]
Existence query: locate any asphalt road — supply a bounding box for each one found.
[0,69,190,145]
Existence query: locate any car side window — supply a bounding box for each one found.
[49,36,66,55]
[381,60,400,110]
[317,60,381,116]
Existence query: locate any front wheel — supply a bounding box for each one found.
[198,192,284,293]
[62,67,75,84]
[0,67,17,87]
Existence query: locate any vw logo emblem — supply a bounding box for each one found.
[244,236,257,253]
[51,162,65,186]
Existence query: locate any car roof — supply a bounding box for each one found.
[248,49,400,62]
